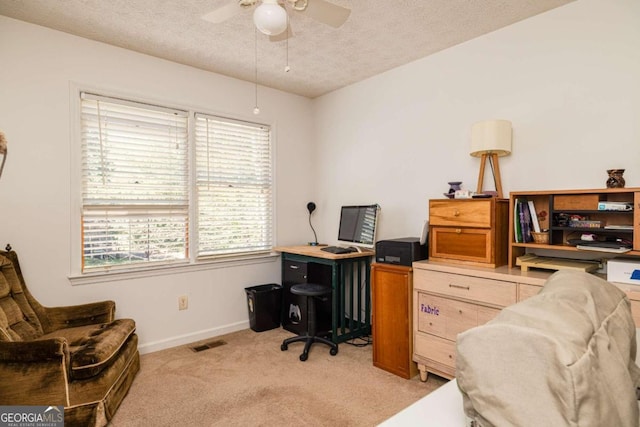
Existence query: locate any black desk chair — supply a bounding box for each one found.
[280,283,339,361]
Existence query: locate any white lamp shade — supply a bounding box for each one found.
[253,1,288,36]
[470,120,512,157]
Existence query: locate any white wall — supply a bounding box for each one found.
[0,16,316,352]
[1,0,639,353]
[313,0,640,244]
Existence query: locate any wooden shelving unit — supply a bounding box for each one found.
[508,188,640,267]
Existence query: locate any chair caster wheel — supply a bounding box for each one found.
[299,353,308,361]
[281,343,288,351]
[330,347,338,356]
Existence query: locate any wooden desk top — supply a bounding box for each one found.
[274,245,375,260]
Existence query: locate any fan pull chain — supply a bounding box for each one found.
[253,26,260,115]
[284,14,291,73]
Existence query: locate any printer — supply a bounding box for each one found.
[375,237,427,266]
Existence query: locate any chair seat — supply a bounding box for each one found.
[41,318,137,379]
[282,282,337,361]
[290,283,331,297]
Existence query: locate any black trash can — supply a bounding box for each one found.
[244,283,283,332]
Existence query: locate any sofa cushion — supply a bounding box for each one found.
[0,255,43,341]
[41,318,136,380]
[456,270,640,427]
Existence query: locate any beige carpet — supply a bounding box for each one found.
[111,327,447,426]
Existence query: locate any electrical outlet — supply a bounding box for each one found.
[178,295,188,310]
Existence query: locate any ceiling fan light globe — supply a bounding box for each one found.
[253,2,287,36]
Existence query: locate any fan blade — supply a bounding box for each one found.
[201,1,243,24]
[301,0,350,28]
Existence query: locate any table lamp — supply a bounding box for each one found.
[470,120,512,198]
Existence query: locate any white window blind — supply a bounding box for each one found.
[195,113,273,257]
[80,93,189,271]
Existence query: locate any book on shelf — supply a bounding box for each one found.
[576,245,631,254]
[604,225,634,230]
[518,199,533,243]
[597,201,633,211]
[528,200,541,233]
[514,199,522,243]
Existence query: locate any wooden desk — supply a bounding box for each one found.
[274,245,374,344]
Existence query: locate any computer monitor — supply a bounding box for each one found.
[337,204,380,249]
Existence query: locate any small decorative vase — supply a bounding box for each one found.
[445,181,462,199]
[448,181,462,193]
[606,169,625,188]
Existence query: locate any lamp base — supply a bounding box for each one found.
[476,153,504,199]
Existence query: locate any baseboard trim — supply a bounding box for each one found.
[138,321,249,354]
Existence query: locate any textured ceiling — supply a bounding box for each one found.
[0,0,574,98]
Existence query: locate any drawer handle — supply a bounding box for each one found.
[449,283,470,290]
[289,265,299,270]
[456,228,462,234]
[453,209,460,216]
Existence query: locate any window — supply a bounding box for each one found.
[195,114,273,257]
[79,92,273,273]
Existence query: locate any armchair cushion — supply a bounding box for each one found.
[40,318,136,380]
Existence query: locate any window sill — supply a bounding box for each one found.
[68,252,280,286]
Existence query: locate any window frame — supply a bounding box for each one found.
[69,84,278,284]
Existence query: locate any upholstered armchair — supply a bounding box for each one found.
[0,246,140,426]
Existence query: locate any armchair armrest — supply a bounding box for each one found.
[0,338,71,405]
[0,337,68,362]
[44,300,116,331]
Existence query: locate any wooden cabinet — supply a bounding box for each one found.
[509,188,640,267]
[429,198,509,268]
[371,263,418,379]
[412,260,548,381]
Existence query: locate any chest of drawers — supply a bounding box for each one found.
[412,261,548,381]
[428,198,509,268]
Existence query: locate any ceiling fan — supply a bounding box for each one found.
[202,0,351,38]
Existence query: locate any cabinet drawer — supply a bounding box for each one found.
[477,305,501,325]
[554,194,599,210]
[416,294,476,339]
[417,293,447,337]
[414,269,516,307]
[418,293,491,340]
[446,298,479,339]
[283,260,307,285]
[430,227,492,264]
[429,199,492,228]
[518,283,542,301]
[414,333,456,370]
